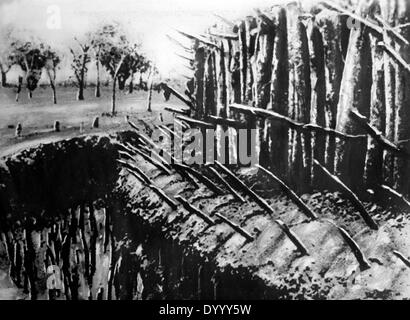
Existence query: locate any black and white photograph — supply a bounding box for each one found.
[0,0,410,304]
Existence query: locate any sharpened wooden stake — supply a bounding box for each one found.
[128,145,172,175]
[393,250,410,268]
[176,53,194,64]
[176,30,220,50]
[117,159,151,184]
[214,212,254,242]
[206,165,245,203]
[325,219,371,271]
[230,103,366,140]
[115,142,142,157]
[257,165,317,220]
[166,35,193,53]
[174,119,191,130]
[147,184,179,210]
[161,83,194,108]
[313,159,378,230]
[208,30,238,40]
[118,150,136,162]
[174,163,224,195]
[164,106,190,115]
[207,115,247,129]
[274,219,309,256]
[374,15,409,46]
[118,160,178,210]
[378,41,410,74]
[350,109,410,159]
[214,161,275,215]
[379,184,410,209]
[213,13,236,27]
[174,195,215,225]
[176,115,215,129]
[140,145,173,170]
[321,1,382,34]
[158,124,183,139]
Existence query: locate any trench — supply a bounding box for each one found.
[0,133,268,300]
[1,132,410,300]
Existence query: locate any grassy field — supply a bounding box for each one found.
[0,84,181,156]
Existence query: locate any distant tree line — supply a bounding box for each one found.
[0,22,153,115]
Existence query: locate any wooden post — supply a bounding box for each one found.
[393,1,410,195]
[253,14,275,167]
[316,10,346,173]
[334,2,372,192]
[266,8,289,177]
[147,68,154,112]
[193,41,206,119]
[287,12,312,192]
[364,32,386,188]
[204,52,217,117]
[380,1,397,186]
[309,24,327,187]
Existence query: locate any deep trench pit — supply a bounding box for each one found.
[0,132,269,300]
[1,132,410,300]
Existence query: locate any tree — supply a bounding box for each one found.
[8,40,47,99]
[70,39,91,100]
[88,27,106,98]
[127,46,150,93]
[146,64,157,112]
[99,24,149,115]
[43,47,61,104]
[100,42,128,115]
[0,26,14,87]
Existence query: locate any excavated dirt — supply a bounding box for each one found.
[1,132,410,299]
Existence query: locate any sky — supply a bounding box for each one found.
[0,0,288,78]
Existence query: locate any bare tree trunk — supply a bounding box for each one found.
[77,82,84,100]
[129,71,134,94]
[15,76,23,102]
[1,70,7,87]
[51,83,57,104]
[146,72,153,112]
[112,77,117,115]
[49,75,57,104]
[95,59,101,98]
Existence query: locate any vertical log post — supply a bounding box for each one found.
[334,2,372,192]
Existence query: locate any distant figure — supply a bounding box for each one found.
[54,120,60,132]
[92,117,99,129]
[15,123,22,137]
[159,113,164,123]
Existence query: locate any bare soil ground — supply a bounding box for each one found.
[0,85,178,157]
